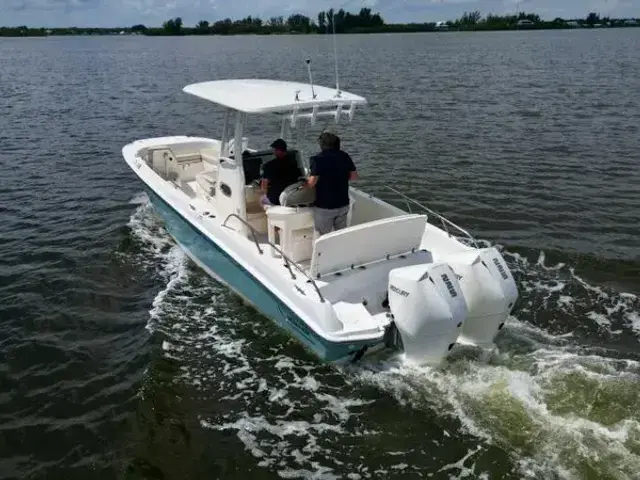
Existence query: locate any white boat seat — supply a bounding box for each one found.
[174,152,201,165]
[195,170,217,196]
[266,206,314,263]
[333,301,379,333]
[279,181,315,207]
[200,147,219,165]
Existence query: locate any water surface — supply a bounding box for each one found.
[1,30,639,480]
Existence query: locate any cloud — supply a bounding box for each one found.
[5,0,96,12]
[1,0,638,27]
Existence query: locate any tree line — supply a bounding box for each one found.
[153,8,384,35]
[449,11,637,30]
[1,9,638,37]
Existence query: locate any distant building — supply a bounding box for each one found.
[434,21,448,31]
[624,19,638,26]
[516,19,535,29]
[516,18,536,29]
[566,21,581,28]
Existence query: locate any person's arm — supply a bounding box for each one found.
[346,153,358,181]
[306,156,319,188]
[260,163,271,192]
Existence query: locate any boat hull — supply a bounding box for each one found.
[145,188,380,362]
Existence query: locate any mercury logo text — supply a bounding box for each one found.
[492,258,509,280]
[390,284,409,297]
[440,273,458,297]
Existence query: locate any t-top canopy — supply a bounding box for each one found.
[183,79,367,114]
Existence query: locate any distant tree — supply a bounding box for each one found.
[162,17,183,34]
[287,14,312,33]
[196,20,210,33]
[518,12,540,23]
[317,11,326,33]
[460,10,482,25]
[326,8,334,32]
[211,18,232,34]
[131,24,147,33]
[586,12,600,26]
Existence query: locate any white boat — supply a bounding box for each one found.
[122,78,518,364]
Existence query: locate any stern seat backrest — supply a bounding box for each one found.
[310,214,429,278]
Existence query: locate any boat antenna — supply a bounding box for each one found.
[305,58,317,99]
[331,11,341,98]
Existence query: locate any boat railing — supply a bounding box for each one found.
[221,213,325,303]
[383,185,479,248]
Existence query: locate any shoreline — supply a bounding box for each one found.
[2,9,638,37]
[2,25,639,38]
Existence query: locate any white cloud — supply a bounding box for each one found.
[1,0,638,27]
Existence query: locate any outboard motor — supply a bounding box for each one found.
[387,262,468,363]
[445,247,518,347]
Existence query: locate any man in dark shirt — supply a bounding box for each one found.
[260,138,303,209]
[306,132,358,236]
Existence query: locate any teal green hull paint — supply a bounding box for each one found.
[146,189,379,362]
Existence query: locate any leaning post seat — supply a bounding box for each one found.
[260,181,315,263]
[279,181,315,207]
[265,206,314,263]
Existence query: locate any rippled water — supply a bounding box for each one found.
[1,30,640,479]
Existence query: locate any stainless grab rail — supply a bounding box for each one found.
[383,185,479,248]
[221,213,325,303]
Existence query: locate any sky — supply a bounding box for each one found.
[1,0,638,28]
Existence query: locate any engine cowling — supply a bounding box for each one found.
[387,262,468,364]
[444,247,518,347]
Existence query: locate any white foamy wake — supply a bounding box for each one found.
[499,247,640,341]
[352,345,640,480]
[125,193,640,480]
[126,193,190,330]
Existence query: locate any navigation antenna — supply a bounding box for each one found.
[305,59,317,99]
[331,11,341,98]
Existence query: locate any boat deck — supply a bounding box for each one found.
[161,175,439,338]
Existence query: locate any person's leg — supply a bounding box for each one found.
[312,207,335,237]
[332,205,351,231]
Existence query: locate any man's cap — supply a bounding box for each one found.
[270,138,287,150]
